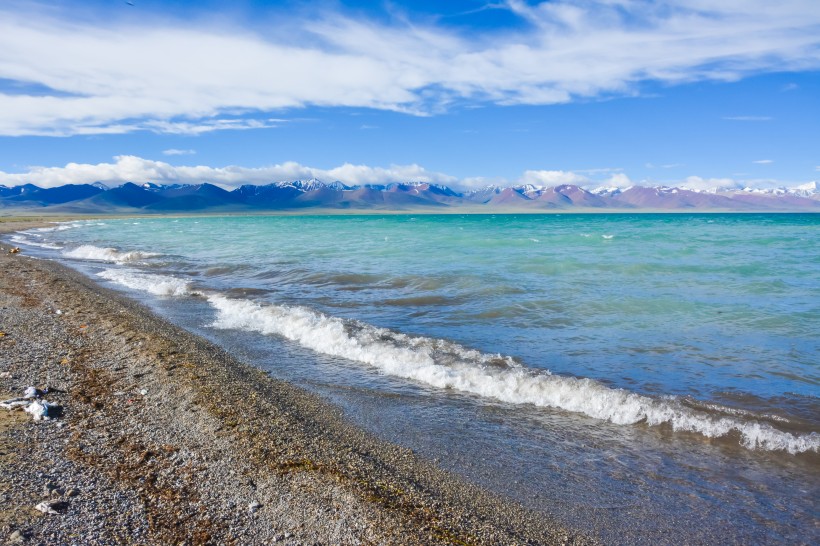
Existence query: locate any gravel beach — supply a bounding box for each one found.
[0,221,589,545]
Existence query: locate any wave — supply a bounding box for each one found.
[10,235,64,250]
[206,294,819,455]
[30,222,85,233]
[63,245,160,264]
[97,268,193,297]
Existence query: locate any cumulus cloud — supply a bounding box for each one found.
[604,173,633,188]
[519,170,589,186]
[0,156,457,189]
[162,149,196,156]
[0,156,812,192]
[0,1,819,135]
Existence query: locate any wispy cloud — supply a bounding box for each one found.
[162,148,196,156]
[753,159,773,164]
[680,176,743,191]
[723,116,774,122]
[0,1,818,135]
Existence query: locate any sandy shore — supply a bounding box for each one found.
[0,223,589,545]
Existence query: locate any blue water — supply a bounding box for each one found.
[11,213,819,544]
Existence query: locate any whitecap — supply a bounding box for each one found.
[206,295,819,455]
[96,268,192,297]
[63,245,160,264]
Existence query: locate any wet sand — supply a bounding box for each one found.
[0,221,589,545]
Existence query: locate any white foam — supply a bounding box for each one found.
[10,235,63,250]
[207,294,819,455]
[64,245,160,264]
[97,268,192,297]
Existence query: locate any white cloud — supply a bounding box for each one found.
[753,159,773,164]
[162,149,196,156]
[519,170,590,186]
[0,1,819,135]
[0,156,457,189]
[605,173,633,188]
[0,156,813,192]
[679,176,742,191]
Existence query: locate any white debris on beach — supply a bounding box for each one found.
[1,387,62,420]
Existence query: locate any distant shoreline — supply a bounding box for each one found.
[3,209,819,223]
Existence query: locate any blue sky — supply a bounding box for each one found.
[1,0,818,190]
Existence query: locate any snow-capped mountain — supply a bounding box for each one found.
[1,179,818,212]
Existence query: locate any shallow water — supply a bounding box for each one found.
[13,213,819,543]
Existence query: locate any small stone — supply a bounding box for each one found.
[248,501,262,514]
[7,530,24,544]
[44,483,64,497]
[66,488,79,497]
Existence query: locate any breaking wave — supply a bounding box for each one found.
[10,235,63,250]
[206,294,819,455]
[97,268,192,297]
[64,245,160,264]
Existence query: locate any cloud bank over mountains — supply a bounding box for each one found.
[1,0,819,136]
[0,156,457,190]
[0,156,813,194]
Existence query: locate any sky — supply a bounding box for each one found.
[0,0,818,191]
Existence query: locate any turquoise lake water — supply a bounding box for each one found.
[12,213,819,544]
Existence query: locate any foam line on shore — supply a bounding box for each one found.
[97,268,193,297]
[206,294,819,455]
[84,264,820,455]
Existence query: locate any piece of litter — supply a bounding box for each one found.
[139,389,148,396]
[0,398,29,410]
[25,400,62,421]
[24,386,42,399]
[248,501,262,514]
[55,309,62,315]
[34,500,68,515]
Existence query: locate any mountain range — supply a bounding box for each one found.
[1,179,818,213]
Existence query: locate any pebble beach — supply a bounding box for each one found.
[0,220,588,545]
